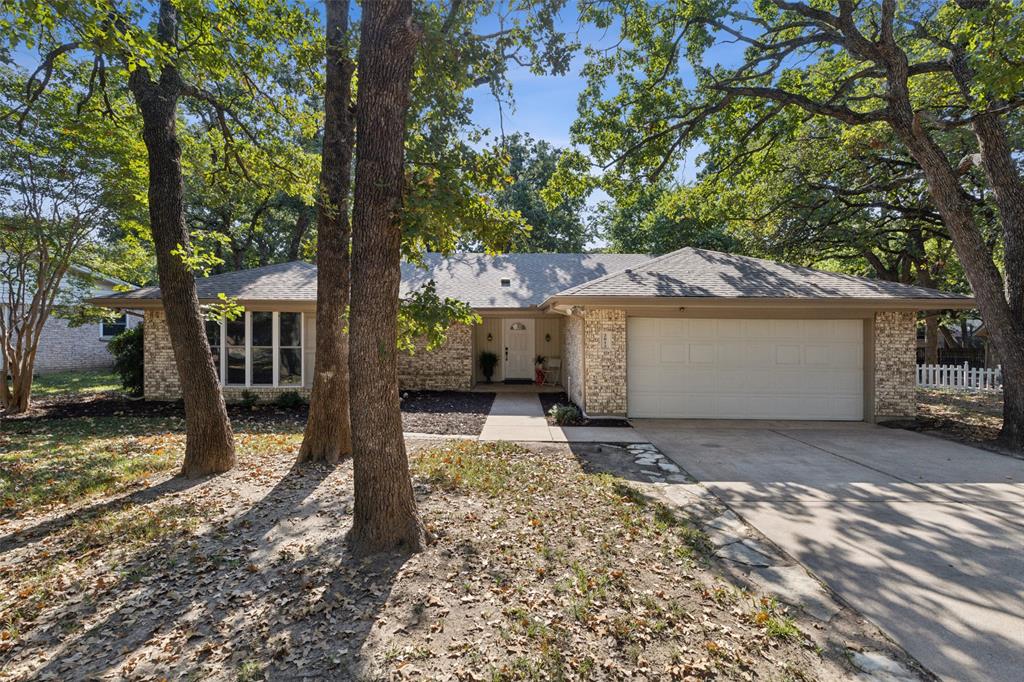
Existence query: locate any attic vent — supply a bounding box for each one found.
[500,278,512,287]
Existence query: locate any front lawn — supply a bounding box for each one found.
[28,370,121,399]
[0,418,871,680]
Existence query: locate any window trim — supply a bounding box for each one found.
[210,311,303,388]
[99,313,128,340]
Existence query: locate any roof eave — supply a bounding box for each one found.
[542,294,976,311]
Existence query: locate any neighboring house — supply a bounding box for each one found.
[90,247,973,422]
[3,265,140,374]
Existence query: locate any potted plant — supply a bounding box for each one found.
[479,350,498,383]
[535,355,546,385]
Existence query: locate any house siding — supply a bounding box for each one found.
[144,309,474,400]
[398,323,474,391]
[31,315,134,373]
[563,313,585,408]
[874,310,917,419]
[143,309,180,400]
[582,308,627,416]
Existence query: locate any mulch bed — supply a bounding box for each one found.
[399,390,494,435]
[539,391,632,428]
[2,390,496,436]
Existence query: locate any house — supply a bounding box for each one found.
[90,247,974,422]
[2,265,140,374]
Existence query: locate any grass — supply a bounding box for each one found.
[0,415,304,517]
[0,416,184,516]
[29,370,121,398]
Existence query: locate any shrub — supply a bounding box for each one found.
[479,350,498,382]
[107,323,144,396]
[238,390,259,409]
[548,403,580,425]
[275,390,305,409]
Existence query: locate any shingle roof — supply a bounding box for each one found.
[111,261,318,301]
[103,253,651,308]
[549,247,972,301]
[399,253,650,308]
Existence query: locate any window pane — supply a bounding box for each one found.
[251,347,273,385]
[102,314,127,337]
[279,312,301,347]
[225,318,246,347]
[227,348,246,385]
[205,319,221,347]
[252,312,273,347]
[279,348,301,385]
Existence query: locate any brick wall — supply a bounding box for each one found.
[397,323,474,391]
[32,314,138,374]
[582,308,627,416]
[562,313,584,408]
[874,311,917,419]
[143,309,181,400]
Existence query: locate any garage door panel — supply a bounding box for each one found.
[627,317,863,420]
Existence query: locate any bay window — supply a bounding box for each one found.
[207,311,303,387]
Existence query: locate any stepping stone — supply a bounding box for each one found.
[657,461,681,473]
[666,474,690,483]
[715,540,773,568]
[750,566,841,623]
[848,650,918,682]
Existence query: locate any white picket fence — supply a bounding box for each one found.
[917,362,1002,391]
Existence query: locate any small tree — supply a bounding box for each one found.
[0,69,124,413]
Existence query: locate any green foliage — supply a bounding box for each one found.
[107,324,145,396]
[238,390,259,410]
[274,390,305,409]
[547,403,580,426]
[398,280,481,353]
[593,184,739,255]
[490,133,592,252]
[479,350,498,381]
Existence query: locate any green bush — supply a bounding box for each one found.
[548,403,580,425]
[275,390,306,409]
[479,350,498,382]
[238,390,259,409]
[107,324,144,396]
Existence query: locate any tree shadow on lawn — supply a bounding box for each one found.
[0,473,203,556]
[14,460,415,680]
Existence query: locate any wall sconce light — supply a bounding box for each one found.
[486,332,493,342]
[545,333,551,342]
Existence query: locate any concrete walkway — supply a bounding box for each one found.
[634,419,1024,682]
[479,393,647,443]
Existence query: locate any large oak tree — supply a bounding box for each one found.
[569,0,1024,449]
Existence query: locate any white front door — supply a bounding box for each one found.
[503,318,535,380]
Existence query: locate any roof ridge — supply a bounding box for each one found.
[550,247,687,297]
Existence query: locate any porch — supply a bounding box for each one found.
[473,314,564,386]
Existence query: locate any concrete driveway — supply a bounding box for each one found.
[633,419,1024,682]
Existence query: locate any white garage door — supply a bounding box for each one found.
[627,318,864,420]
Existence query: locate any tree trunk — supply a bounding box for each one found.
[298,0,354,465]
[884,66,1024,450]
[347,0,425,555]
[925,315,939,365]
[127,1,235,477]
[287,207,312,261]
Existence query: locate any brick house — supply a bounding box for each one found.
[91,247,973,422]
[2,265,140,374]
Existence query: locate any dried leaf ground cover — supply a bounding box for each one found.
[910,388,1014,455]
[3,424,858,680]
